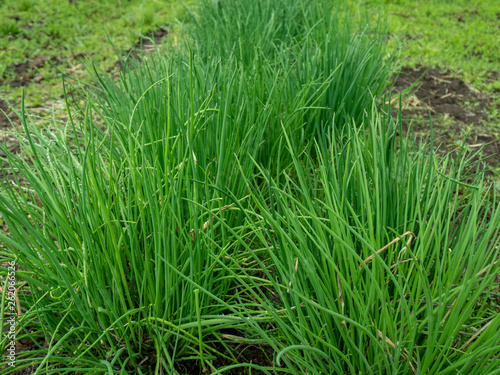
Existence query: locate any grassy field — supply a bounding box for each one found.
[0,0,186,124]
[360,0,500,183]
[0,0,499,374]
[363,0,500,88]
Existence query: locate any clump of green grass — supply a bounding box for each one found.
[0,76,263,372]
[188,0,395,131]
[0,0,395,370]
[1,0,498,373]
[237,111,500,374]
[0,19,21,37]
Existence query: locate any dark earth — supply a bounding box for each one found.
[1,36,499,374]
[390,66,500,176]
[8,55,59,88]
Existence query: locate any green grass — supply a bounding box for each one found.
[357,0,500,186]
[0,0,186,111]
[240,111,500,374]
[0,0,499,374]
[187,0,394,132]
[358,0,500,91]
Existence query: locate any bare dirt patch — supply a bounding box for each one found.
[391,66,500,173]
[0,99,11,130]
[6,55,59,88]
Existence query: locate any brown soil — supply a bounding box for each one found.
[0,99,11,130]
[7,55,59,88]
[391,66,500,174]
[179,338,284,375]
[0,335,50,375]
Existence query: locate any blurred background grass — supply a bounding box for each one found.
[359,0,500,91]
[0,0,188,112]
[1,0,499,109]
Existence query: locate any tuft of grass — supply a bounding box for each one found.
[239,110,500,374]
[0,76,264,372]
[0,0,395,370]
[0,0,498,373]
[0,20,21,37]
[188,0,395,131]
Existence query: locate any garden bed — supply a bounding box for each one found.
[1,1,499,374]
